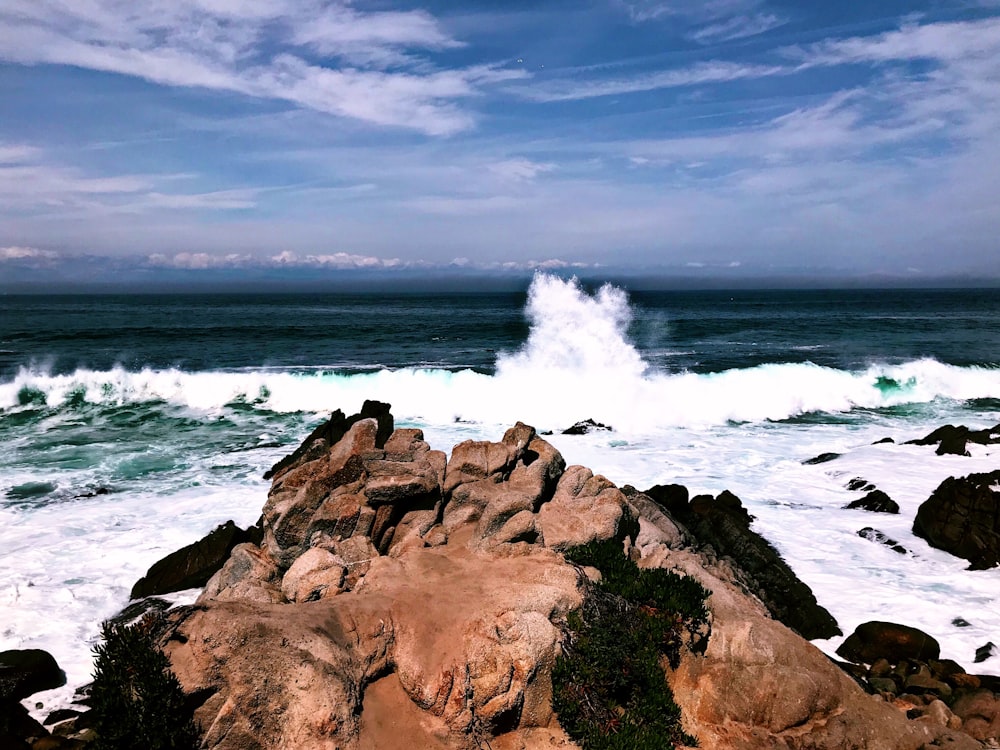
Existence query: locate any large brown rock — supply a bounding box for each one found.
[536,466,636,551]
[913,470,1000,569]
[637,542,976,750]
[131,520,261,599]
[264,400,393,481]
[837,622,941,665]
[166,545,584,750]
[952,689,1000,741]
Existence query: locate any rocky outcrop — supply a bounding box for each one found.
[131,520,263,598]
[906,424,1000,457]
[644,486,841,640]
[913,470,1000,569]
[858,527,908,554]
[845,489,900,514]
[130,404,990,750]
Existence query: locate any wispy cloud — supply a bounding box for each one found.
[0,1,523,136]
[514,61,785,102]
[689,12,786,43]
[620,0,788,43]
[487,158,555,181]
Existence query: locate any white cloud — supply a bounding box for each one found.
[488,158,556,181]
[267,250,403,268]
[147,252,251,269]
[515,61,785,102]
[0,1,523,136]
[689,12,786,43]
[0,245,59,260]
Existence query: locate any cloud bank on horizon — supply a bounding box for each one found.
[1,0,999,284]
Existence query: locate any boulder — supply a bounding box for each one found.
[130,520,262,599]
[974,642,996,663]
[0,649,65,703]
[952,689,1000,741]
[536,466,635,551]
[912,470,1000,569]
[265,400,393,480]
[845,490,899,514]
[561,419,611,435]
[663,489,841,640]
[837,622,941,664]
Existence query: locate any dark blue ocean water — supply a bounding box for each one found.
[3,287,998,380]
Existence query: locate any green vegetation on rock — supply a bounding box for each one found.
[553,540,710,749]
[90,614,198,750]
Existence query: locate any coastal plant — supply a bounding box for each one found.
[90,613,198,750]
[553,540,709,749]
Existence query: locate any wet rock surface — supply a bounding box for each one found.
[913,470,1000,569]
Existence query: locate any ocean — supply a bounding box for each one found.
[2,274,999,714]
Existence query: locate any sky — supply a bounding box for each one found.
[2,0,1000,288]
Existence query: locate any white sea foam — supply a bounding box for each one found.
[2,274,1000,720]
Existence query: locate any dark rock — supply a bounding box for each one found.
[264,400,393,480]
[131,520,262,599]
[912,470,1000,569]
[836,621,940,664]
[847,477,876,492]
[561,418,612,435]
[952,617,972,628]
[907,423,1000,449]
[43,709,80,726]
[642,483,690,518]
[873,437,895,445]
[857,527,907,554]
[936,432,970,457]
[868,676,898,695]
[869,658,892,677]
[905,672,952,698]
[845,490,899,514]
[803,452,841,465]
[974,642,996,663]
[0,650,65,703]
[665,489,840,640]
[0,701,47,747]
[108,597,171,627]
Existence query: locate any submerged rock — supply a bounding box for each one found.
[561,418,612,435]
[802,452,841,465]
[912,470,1000,569]
[845,490,900,514]
[858,527,907,554]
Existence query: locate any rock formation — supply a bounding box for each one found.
[64,406,998,749]
[913,470,1000,569]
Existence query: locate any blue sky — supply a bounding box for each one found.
[2,0,1000,285]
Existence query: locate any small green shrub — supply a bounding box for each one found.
[90,614,198,750]
[554,540,709,749]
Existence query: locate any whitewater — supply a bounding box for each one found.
[1,275,999,716]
